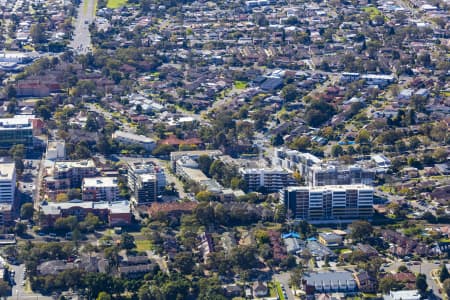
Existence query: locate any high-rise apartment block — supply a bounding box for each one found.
[127,162,166,205]
[281,185,373,223]
[0,163,16,204]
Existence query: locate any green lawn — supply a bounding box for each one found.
[363,6,383,20]
[135,240,153,252]
[234,81,248,89]
[275,281,286,300]
[107,0,128,9]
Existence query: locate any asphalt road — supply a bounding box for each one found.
[70,0,97,54]
[274,272,295,300]
[385,260,443,299]
[8,264,53,300]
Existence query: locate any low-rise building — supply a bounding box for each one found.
[82,177,119,202]
[112,130,156,151]
[303,271,357,295]
[170,150,222,171]
[318,233,343,247]
[384,290,421,300]
[40,199,131,227]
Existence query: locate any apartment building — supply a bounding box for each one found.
[0,116,33,149]
[44,159,98,200]
[308,164,375,186]
[40,200,131,227]
[273,147,322,177]
[82,177,119,202]
[0,163,16,204]
[127,161,166,205]
[240,168,293,193]
[273,148,375,187]
[281,185,374,222]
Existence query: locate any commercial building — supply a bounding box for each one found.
[0,116,33,149]
[281,185,374,223]
[127,161,166,205]
[39,199,131,227]
[240,168,293,193]
[0,163,16,204]
[112,131,156,151]
[82,177,119,202]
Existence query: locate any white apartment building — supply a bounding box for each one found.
[281,185,373,222]
[240,168,292,193]
[0,163,16,204]
[82,177,119,202]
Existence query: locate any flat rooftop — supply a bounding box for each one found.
[83,177,118,188]
[0,163,15,181]
[286,184,373,191]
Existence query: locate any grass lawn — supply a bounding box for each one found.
[234,81,248,89]
[275,281,286,300]
[135,240,153,252]
[268,282,278,297]
[107,0,128,9]
[363,6,383,20]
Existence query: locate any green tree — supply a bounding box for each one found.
[15,222,26,236]
[120,232,135,250]
[416,274,427,294]
[349,220,373,242]
[356,129,371,144]
[289,265,304,288]
[9,144,25,160]
[30,23,47,44]
[440,264,450,283]
[281,84,300,102]
[378,277,402,293]
[20,203,34,220]
[443,278,450,298]
[5,85,16,100]
[331,144,343,157]
[96,291,111,300]
[0,280,11,299]
[172,252,195,274]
